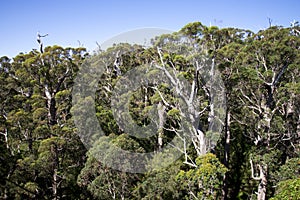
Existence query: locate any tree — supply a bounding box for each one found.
[78,134,145,200]
[1,21,299,200]
[1,46,89,199]
[215,31,252,199]
[270,178,300,200]
[231,25,300,200]
[176,153,227,199]
[152,27,227,158]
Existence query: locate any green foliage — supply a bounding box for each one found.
[133,160,184,200]
[270,178,300,200]
[0,22,299,200]
[176,153,228,199]
[78,134,145,200]
[274,157,300,182]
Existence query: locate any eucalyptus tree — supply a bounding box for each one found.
[231,25,300,200]
[2,46,88,199]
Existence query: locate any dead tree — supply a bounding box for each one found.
[37,31,48,53]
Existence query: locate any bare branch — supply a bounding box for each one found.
[189,191,200,200]
[157,47,165,67]
[239,88,255,105]
[151,86,171,108]
[250,158,261,181]
[168,142,197,168]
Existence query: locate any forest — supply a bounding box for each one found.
[0,21,299,200]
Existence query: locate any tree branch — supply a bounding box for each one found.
[250,158,261,181]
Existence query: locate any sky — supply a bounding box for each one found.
[0,0,299,58]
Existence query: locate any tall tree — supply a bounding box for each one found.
[2,46,89,199]
[232,25,300,200]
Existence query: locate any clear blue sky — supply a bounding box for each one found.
[0,0,299,58]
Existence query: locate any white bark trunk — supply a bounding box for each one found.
[0,128,9,149]
[157,102,166,151]
[52,169,58,200]
[250,159,268,200]
[197,129,206,155]
[45,84,57,125]
[257,164,267,200]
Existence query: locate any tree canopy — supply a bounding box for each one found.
[0,22,299,200]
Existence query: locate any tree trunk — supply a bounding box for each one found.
[297,114,300,149]
[52,168,58,200]
[49,97,57,125]
[257,164,268,200]
[222,110,230,200]
[250,159,268,200]
[224,110,230,167]
[45,84,57,126]
[51,145,60,200]
[0,128,9,149]
[197,128,207,155]
[157,101,166,151]
[190,119,207,156]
